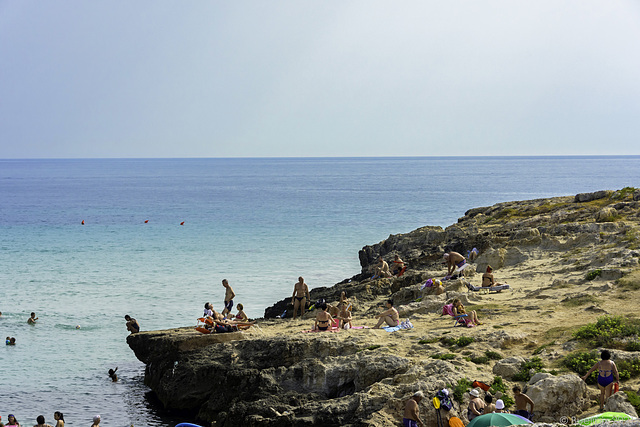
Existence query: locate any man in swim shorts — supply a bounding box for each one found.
[373,299,400,329]
[124,314,140,334]
[221,279,236,318]
[443,251,466,278]
[403,391,424,427]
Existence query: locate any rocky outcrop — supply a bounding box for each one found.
[526,374,589,422]
[129,189,640,425]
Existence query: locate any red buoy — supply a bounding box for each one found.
[81,220,85,225]
[144,220,149,223]
[180,221,185,225]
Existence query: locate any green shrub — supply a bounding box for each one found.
[586,269,603,280]
[470,355,489,364]
[625,390,640,414]
[485,351,502,360]
[453,378,473,404]
[573,316,640,347]
[626,340,640,352]
[366,345,381,351]
[456,336,475,347]
[431,353,456,361]
[441,337,456,346]
[512,357,545,382]
[617,358,640,380]
[563,351,599,385]
[488,376,516,409]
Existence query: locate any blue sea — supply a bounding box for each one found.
[1,156,639,426]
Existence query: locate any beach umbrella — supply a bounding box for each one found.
[577,412,636,425]
[467,413,532,427]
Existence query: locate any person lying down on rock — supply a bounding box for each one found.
[205,308,255,333]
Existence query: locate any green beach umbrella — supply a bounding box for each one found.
[467,413,532,427]
[577,412,636,425]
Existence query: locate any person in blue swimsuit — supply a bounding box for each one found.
[582,350,620,411]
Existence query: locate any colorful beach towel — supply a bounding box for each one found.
[383,326,402,332]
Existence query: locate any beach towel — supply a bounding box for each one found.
[383,326,402,332]
[467,284,510,292]
[442,304,455,316]
[301,327,339,333]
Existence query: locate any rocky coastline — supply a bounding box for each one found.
[128,189,640,426]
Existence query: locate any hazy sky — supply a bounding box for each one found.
[1,1,639,158]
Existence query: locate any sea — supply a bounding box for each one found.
[1,156,639,426]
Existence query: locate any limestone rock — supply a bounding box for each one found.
[605,392,638,417]
[492,356,525,379]
[575,190,611,203]
[596,207,618,222]
[476,248,506,272]
[529,372,554,384]
[526,374,588,422]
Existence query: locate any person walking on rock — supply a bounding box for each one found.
[403,391,424,427]
[582,349,620,411]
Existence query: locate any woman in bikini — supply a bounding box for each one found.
[452,299,482,326]
[582,349,620,410]
[482,265,507,288]
[291,277,310,320]
[314,303,334,331]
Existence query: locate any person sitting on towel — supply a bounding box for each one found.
[443,251,466,278]
[482,265,508,288]
[373,299,400,329]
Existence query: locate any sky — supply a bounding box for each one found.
[1,1,639,158]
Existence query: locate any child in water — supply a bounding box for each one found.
[28,312,38,324]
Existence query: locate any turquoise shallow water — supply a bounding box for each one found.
[1,156,639,425]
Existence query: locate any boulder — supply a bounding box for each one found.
[526,374,588,422]
[596,207,618,223]
[575,190,611,203]
[476,248,506,272]
[605,391,638,417]
[492,356,525,379]
[528,372,554,384]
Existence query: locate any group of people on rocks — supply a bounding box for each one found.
[402,386,534,427]
[200,279,252,333]
[0,411,71,427]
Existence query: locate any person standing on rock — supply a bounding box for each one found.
[221,279,236,318]
[443,252,466,278]
[291,277,310,320]
[512,385,534,420]
[373,299,399,328]
[582,349,620,411]
[403,391,424,427]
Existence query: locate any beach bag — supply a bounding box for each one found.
[472,380,490,391]
[421,278,434,290]
[449,417,464,427]
[435,389,453,411]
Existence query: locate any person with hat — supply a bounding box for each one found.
[91,415,100,427]
[467,389,485,422]
[403,391,424,427]
[6,414,20,426]
[495,399,508,413]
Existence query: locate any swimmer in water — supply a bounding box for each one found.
[28,312,38,324]
[108,367,118,382]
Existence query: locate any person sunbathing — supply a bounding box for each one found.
[482,266,507,287]
[336,304,353,329]
[373,299,399,329]
[452,298,482,325]
[391,255,406,276]
[314,303,334,331]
